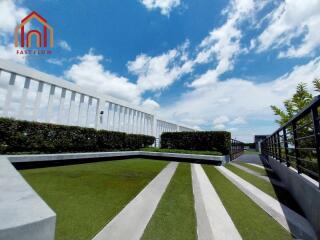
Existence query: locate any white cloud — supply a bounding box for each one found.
[64,50,141,104]
[213,115,230,125]
[0,44,25,64]
[128,42,193,92]
[256,0,320,58]
[0,0,28,64]
[190,0,264,88]
[141,98,160,111]
[230,116,246,125]
[58,40,71,51]
[140,0,181,16]
[213,123,226,130]
[161,57,320,141]
[0,0,28,36]
[47,58,65,66]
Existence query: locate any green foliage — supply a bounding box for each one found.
[271,79,320,125]
[141,147,222,155]
[0,117,155,153]
[160,131,231,155]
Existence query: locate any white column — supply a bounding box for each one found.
[3,73,16,117]
[85,97,92,127]
[136,112,140,134]
[68,91,76,125]
[140,112,144,134]
[127,109,132,133]
[117,106,122,131]
[152,117,157,137]
[123,107,128,133]
[137,111,141,134]
[143,114,146,134]
[105,102,112,130]
[46,85,55,122]
[32,81,43,121]
[96,98,105,130]
[18,77,31,119]
[112,104,117,131]
[77,94,85,126]
[132,110,136,133]
[58,88,66,124]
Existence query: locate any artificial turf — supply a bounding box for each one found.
[20,159,168,240]
[235,162,279,179]
[203,165,292,240]
[141,163,197,240]
[141,147,222,156]
[226,164,304,216]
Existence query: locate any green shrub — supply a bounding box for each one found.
[125,134,155,150]
[160,131,231,155]
[0,117,155,154]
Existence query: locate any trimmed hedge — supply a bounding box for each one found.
[0,117,155,154]
[160,131,231,155]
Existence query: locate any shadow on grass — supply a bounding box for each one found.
[13,154,222,170]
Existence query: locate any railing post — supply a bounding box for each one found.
[277,131,282,162]
[292,120,301,173]
[311,107,320,187]
[283,127,290,167]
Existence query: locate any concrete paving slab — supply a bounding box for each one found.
[216,166,317,240]
[191,164,242,240]
[92,162,178,240]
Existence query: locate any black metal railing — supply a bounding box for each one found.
[230,139,245,160]
[261,96,320,187]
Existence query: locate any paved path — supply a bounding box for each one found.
[191,164,242,240]
[230,162,285,188]
[92,162,178,240]
[234,154,267,166]
[216,166,317,240]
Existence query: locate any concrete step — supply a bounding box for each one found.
[191,164,242,240]
[216,166,317,240]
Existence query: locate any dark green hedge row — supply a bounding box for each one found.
[160,131,231,155]
[0,117,155,153]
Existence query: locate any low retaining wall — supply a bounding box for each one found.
[0,156,56,240]
[6,151,229,165]
[266,156,320,238]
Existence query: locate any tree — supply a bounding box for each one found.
[271,79,320,126]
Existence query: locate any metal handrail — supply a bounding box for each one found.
[230,139,244,161]
[261,96,320,187]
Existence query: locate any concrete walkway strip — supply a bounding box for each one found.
[247,163,272,171]
[92,162,178,240]
[216,166,317,240]
[231,163,285,188]
[191,164,242,240]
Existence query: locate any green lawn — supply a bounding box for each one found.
[142,163,197,240]
[20,159,168,240]
[226,164,303,216]
[235,162,279,179]
[141,147,222,156]
[203,165,292,240]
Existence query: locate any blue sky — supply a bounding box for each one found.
[0,0,320,142]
